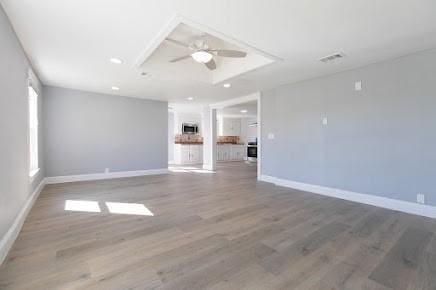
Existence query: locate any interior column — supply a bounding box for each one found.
[202,107,217,171]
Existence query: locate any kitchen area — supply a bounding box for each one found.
[169,100,258,166]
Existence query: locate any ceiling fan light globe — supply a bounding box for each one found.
[191,51,213,63]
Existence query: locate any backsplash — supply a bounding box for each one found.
[175,134,203,143]
[174,135,240,144]
[217,136,240,144]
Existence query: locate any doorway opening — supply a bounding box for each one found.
[209,92,261,177]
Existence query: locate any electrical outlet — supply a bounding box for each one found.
[104,168,109,174]
[267,133,275,140]
[417,193,425,204]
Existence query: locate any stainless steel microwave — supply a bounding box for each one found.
[182,123,199,134]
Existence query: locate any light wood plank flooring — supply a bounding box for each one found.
[1,162,436,289]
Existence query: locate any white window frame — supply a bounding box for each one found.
[28,83,39,179]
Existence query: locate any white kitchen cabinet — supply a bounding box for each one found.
[217,145,223,161]
[231,120,241,136]
[219,118,241,136]
[189,145,202,163]
[217,145,227,161]
[230,145,244,160]
[217,144,244,161]
[174,144,203,164]
[222,145,231,160]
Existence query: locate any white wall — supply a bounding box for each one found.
[174,112,202,135]
[0,4,44,261]
[168,111,174,162]
[43,86,168,177]
[261,48,436,206]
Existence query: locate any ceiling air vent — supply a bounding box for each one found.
[319,52,345,63]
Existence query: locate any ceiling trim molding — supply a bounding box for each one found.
[210,91,260,109]
[132,13,282,70]
[131,12,180,69]
[0,0,7,9]
[217,114,257,118]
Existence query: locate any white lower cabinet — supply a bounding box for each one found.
[231,145,244,160]
[174,144,203,164]
[189,145,202,163]
[217,144,244,161]
[175,144,243,164]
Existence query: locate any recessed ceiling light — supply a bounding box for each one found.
[109,58,123,64]
[187,97,194,101]
[111,86,120,91]
[240,109,248,113]
[223,83,231,88]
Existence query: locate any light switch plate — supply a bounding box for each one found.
[267,133,275,140]
[355,81,362,91]
[322,117,328,125]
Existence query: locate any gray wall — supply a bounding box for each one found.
[0,5,44,239]
[261,49,436,206]
[43,86,168,177]
[168,112,174,162]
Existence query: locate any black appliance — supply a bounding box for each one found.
[182,123,199,134]
[247,145,257,158]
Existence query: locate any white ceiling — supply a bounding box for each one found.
[218,101,257,118]
[139,22,275,85]
[2,0,436,105]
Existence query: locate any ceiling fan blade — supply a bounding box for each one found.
[165,38,192,49]
[170,55,191,63]
[205,59,216,70]
[211,50,247,58]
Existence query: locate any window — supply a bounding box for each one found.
[28,85,39,177]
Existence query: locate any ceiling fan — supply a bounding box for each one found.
[165,38,247,70]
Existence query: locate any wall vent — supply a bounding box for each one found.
[319,52,345,63]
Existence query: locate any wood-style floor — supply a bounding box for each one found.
[1,162,436,290]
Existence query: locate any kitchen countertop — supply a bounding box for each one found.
[175,142,203,145]
[175,142,245,145]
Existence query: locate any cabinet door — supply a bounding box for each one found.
[231,145,242,160]
[233,145,239,160]
[217,146,223,161]
[231,120,241,136]
[198,145,203,163]
[223,145,231,160]
[181,145,190,164]
[223,121,232,136]
[238,146,244,160]
[230,145,237,160]
[189,145,200,163]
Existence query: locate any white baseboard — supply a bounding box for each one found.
[45,168,169,184]
[258,174,436,219]
[0,179,46,265]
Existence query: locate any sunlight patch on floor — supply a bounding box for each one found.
[65,200,101,212]
[64,200,154,216]
[105,202,154,216]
